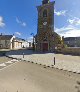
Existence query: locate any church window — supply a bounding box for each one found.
[43,9,47,17]
[43,37,47,41]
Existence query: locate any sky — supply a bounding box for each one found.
[0,0,80,41]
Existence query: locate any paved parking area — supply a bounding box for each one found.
[6,49,80,73]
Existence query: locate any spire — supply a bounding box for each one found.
[42,0,50,5]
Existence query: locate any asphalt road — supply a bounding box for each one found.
[0,56,11,64]
[0,60,80,92]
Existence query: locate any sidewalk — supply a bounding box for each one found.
[6,49,80,74]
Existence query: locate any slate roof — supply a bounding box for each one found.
[14,37,25,41]
[0,35,13,40]
[64,37,80,41]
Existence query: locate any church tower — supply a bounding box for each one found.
[35,0,61,52]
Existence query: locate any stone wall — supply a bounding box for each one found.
[57,47,80,56]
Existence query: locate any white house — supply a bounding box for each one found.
[0,34,28,49]
[0,35,15,49]
[22,40,29,48]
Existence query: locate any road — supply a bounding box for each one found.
[0,56,11,64]
[0,56,19,70]
[0,60,80,92]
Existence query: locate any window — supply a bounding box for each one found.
[43,37,47,41]
[43,9,47,17]
[42,0,49,4]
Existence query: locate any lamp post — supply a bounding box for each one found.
[30,33,35,51]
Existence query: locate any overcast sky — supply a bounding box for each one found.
[0,0,80,40]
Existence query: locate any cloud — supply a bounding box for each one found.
[55,25,74,33]
[0,16,5,28]
[67,17,80,26]
[16,17,21,24]
[15,32,21,36]
[54,9,67,16]
[55,25,80,37]
[55,16,80,37]
[21,22,26,27]
[64,29,80,37]
[16,17,26,27]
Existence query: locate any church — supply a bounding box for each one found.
[35,0,62,52]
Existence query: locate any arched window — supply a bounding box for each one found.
[43,9,47,17]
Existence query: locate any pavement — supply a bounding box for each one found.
[0,60,80,92]
[6,49,80,74]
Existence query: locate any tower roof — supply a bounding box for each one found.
[42,0,50,5]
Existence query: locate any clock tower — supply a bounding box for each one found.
[35,0,61,52]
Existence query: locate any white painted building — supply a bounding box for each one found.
[22,40,29,48]
[0,35,28,49]
[0,35,15,49]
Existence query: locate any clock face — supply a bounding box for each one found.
[43,22,47,25]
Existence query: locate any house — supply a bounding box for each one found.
[13,37,23,49]
[22,40,29,48]
[0,34,15,49]
[12,37,29,49]
[0,34,28,49]
[63,37,80,47]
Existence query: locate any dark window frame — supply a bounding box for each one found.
[43,9,47,17]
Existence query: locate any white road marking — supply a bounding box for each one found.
[5,61,13,64]
[11,59,19,62]
[0,60,19,71]
[0,63,6,66]
[0,61,19,71]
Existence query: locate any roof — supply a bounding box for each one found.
[52,31,60,37]
[64,37,80,41]
[0,35,13,40]
[14,37,25,41]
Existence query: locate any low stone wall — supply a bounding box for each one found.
[56,47,80,56]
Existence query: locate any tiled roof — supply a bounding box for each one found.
[0,35,13,40]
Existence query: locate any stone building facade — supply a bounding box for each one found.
[35,0,62,52]
[63,37,80,47]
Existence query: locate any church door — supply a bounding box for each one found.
[42,43,48,51]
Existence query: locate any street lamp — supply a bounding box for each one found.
[30,33,35,51]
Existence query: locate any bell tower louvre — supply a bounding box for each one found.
[35,0,62,52]
[42,0,50,4]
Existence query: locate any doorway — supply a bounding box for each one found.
[42,43,48,51]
